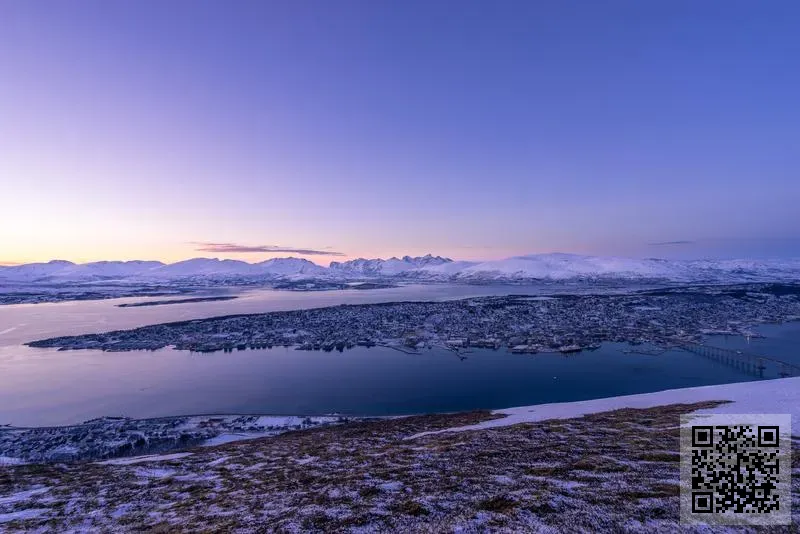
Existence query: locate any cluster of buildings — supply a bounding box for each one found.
[29,284,800,354]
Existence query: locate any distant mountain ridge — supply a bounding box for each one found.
[329,254,452,276]
[1,253,799,284]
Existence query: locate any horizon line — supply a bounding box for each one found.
[3,251,800,268]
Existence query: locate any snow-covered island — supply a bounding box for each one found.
[1,378,798,531]
[27,283,800,355]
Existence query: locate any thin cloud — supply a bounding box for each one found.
[649,240,695,246]
[193,242,345,256]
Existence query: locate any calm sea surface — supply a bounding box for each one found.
[1,285,798,427]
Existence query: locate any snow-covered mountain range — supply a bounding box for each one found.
[2,253,799,285]
[432,254,800,283]
[0,257,324,283]
[329,254,452,276]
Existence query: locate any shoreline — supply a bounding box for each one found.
[0,413,376,465]
[116,295,238,307]
[24,283,800,354]
[4,374,799,465]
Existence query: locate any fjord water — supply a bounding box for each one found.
[1,285,798,427]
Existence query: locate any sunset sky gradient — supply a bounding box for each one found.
[2,1,799,264]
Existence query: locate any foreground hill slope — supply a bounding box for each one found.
[1,379,798,532]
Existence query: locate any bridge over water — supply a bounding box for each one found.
[674,340,800,379]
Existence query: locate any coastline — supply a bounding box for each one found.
[3,376,798,466]
[25,283,800,354]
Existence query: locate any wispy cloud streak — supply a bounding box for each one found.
[649,240,695,246]
[193,242,345,256]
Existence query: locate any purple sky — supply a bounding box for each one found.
[2,1,799,264]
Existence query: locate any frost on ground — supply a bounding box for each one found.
[96,452,194,466]
[1,397,798,532]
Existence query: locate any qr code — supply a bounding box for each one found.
[680,414,791,526]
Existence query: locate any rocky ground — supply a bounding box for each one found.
[1,402,798,532]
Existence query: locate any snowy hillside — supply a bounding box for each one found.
[257,257,327,277]
[455,253,800,282]
[411,260,481,278]
[329,254,452,276]
[0,257,325,283]
[456,253,682,281]
[0,260,166,282]
[411,376,800,438]
[0,260,81,282]
[150,258,260,278]
[2,253,799,285]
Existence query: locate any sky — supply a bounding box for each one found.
[1,0,799,265]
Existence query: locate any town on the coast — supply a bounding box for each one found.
[28,284,800,355]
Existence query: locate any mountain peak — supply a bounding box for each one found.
[328,254,453,276]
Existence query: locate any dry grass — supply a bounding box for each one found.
[1,402,798,533]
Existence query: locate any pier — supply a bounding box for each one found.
[675,340,800,378]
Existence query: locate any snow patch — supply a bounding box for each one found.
[201,432,273,447]
[96,452,193,465]
[134,467,176,478]
[409,377,800,439]
[206,456,230,467]
[0,487,49,505]
[378,481,404,492]
[0,508,49,523]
